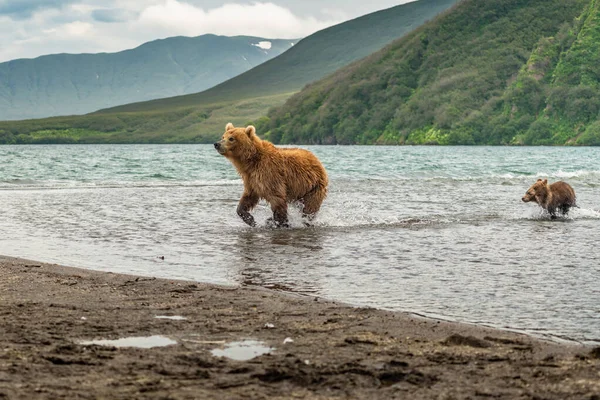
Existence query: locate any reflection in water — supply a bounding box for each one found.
[232,228,328,293]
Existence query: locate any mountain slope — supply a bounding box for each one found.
[96,0,460,114]
[259,0,590,145]
[0,35,294,120]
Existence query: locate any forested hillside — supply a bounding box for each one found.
[496,0,600,145]
[259,0,596,145]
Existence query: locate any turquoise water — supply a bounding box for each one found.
[1,144,600,343]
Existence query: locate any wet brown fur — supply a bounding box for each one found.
[522,179,576,218]
[214,123,328,227]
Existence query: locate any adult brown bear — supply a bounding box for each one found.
[214,123,328,227]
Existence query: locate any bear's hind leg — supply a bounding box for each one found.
[301,185,327,222]
[270,198,290,228]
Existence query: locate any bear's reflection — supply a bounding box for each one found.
[231,228,328,294]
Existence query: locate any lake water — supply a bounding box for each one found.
[1,145,599,344]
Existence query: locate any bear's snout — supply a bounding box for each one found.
[214,141,227,155]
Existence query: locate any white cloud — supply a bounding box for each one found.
[319,7,348,21]
[63,20,93,36]
[0,0,403,62]
[137,1,337,39]
[0,8,138,61]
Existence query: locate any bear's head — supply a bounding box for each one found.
[214,123,260,160]
[522,179,549,204]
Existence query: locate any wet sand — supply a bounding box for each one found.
[1,255,599,399]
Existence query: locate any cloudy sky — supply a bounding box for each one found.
[0,0,415,62]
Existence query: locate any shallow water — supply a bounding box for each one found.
[154,316,187,321]
[211,340,273,361]
[79,335,177,348]
[1,145,599,343]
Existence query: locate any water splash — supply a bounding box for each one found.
[571,207,600,219]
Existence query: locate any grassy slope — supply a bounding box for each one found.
[261,0,592,145]
[0,35,294,121]
[0,0,459,144]
[0,92,294,144]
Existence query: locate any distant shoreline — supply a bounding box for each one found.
[0,142,598,146]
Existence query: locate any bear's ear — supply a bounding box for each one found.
[245,125,256,137]
[225,122,234,131]
[537,178,543,182]
[542,179,548,185]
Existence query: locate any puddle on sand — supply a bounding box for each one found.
[154,315,187,321]
[79,335,177,349]
[211,340,273,361]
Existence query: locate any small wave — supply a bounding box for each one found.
[533,170,600,180]
[413,174,531,183]
[148,173,175,180]
[572,207,600,219]
[249,218,450,232]
[494,173,518,179]
[316,216,453,230]
[1,178,40,185]
[246,204,455,230]
[411,170,600,183]
[0,179,81,190]
[502,206,600,221]
[0,179,241,191]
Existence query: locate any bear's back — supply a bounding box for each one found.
[549,181,576,206]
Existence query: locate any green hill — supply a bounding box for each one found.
[0,35,294,120]
[259,0,596,145]
[0,0,460,144]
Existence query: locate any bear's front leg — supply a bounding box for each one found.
[237,192,259,227]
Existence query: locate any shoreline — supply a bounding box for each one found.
[1,255,599,399]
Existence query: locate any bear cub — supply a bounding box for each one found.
[522,179,576,218]
[214,123,328,227]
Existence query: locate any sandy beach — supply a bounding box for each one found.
[1,255,599,399]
